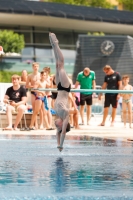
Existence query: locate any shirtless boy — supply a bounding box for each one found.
[121,75,133,128]
[26,62,41,128]
[43,67,53,129]
[29,71,53,130]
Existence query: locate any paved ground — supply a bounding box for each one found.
[0,115,132,142]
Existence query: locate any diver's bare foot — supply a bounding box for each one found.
[49,33,59,45]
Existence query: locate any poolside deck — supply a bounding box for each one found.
[0,115,132,142]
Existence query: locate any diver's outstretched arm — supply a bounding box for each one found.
[60,115,69,148]
[56,130,61,145]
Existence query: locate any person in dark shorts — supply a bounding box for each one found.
[3,74,27,130]
[52,92,57,99]
[98,65,122,127]
[26,62,40,129]
[75,67,96,125]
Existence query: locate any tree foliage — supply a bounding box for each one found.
[0,71,21,83]
[45,0,113,8]
[0,30,25,53]
[88,32,105,36]
[117,0,133,11]
[88,0,113,9]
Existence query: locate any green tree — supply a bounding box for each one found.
[0,71,21,82]
[44,0,88,5]
[88,0,113,9]
[88,32,105,36]
[0,30,25,53]
[117,0,133,11]
[45,0,113,8]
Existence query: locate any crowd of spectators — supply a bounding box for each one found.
[2,63,133,130]
[2,63,80,130]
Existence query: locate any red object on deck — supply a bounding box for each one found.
[0,46,3,52]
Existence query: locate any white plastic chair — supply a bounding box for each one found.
[0,104,6,129]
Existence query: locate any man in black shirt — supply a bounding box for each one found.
[3,74,27,130]
[98,65,122,126]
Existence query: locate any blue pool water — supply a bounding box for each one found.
[0,135,133,200]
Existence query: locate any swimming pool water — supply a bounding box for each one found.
[0,135,133,200]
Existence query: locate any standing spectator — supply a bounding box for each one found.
[19,70,29,96]
[26,62,41,129]
[3,75,27,130]
[29,71,52,130]
[118,97,122,111]
[68,92,80,129]
[75,67,96,125]
[98,65,122,127]
[121,75,132,128]
[67,77,74,127]
[20,69,28,87]
[43,67,53,128]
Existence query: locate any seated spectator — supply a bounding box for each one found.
[3,74,27,130]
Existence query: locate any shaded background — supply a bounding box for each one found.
[73,35,133,85]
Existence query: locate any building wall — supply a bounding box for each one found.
[0,25,87,74]
[73,35,133,85]
[0,21,132,75]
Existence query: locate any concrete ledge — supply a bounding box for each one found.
[0,112,56,129]
[0,115,132,142]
